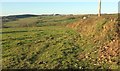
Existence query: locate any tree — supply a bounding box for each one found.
[98,0,101,16]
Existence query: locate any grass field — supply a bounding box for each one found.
[1,14,119,69]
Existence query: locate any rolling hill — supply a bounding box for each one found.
[1,14,119,69]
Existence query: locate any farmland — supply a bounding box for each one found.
[1,14,120,69]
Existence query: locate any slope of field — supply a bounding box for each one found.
[2,26,83,69]
[2,14,119,69]
[2,15,79,28]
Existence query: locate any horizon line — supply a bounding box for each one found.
[1,13,118,16]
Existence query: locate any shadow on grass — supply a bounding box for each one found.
[1,30,28,34]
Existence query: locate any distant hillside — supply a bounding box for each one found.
[2,14,39,23]
[2,15,78,28]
